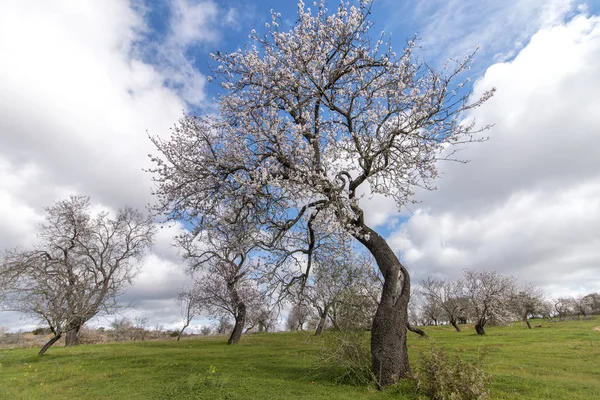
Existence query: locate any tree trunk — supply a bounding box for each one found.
[39,333,62,356]
[450,319,461,332]
[524,316,531,329]
[407,324,427,338]
[244,323,255,334]
[228,302,246,344]
[258,322,264,333]
[65,322,82,346]
[356,226,411,388]
[177,320,191,341]
[315,305,329,336]
[475,321,486,335]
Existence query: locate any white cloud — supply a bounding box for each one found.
[391,14,600,296]
[0,0,202,329]
[383,0,581,63]
[170,0,220,46]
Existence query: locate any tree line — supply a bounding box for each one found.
[412,271,599,335]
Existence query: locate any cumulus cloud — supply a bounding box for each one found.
[391,14,600,297]
[0,0,208,329]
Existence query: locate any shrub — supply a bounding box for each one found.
[315,330,375,386]
[31,327,51,335]
[415,343,490,400]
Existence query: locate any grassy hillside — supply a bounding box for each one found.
[0,318,599,399]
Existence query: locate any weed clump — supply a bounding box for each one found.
[415,343,490,400]
[315,330,375,386]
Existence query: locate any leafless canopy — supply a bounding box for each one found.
[0,195,154,355]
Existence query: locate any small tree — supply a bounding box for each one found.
[509,284,544,329]
[420,276,467,331]
[0,196,154,355]
[111,317,135,342]
[176,287,201,341]
[149,1,492,385]
[246,304,277,333]
[287,301,313,331]
[179,217,265,344]
[463,270,517,335]
[303,246,380,335]
[214,315,234,335]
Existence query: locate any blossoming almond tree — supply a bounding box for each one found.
[149,0,492,386]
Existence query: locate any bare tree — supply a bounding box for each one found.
[420,277,467,332]
[300,240,380,335]
[246,304,277,333]
[287,301,313,331]
[179,217,264,344]
[214,316,234,335]
[111,317,135,342]
[149,1,492,385]
[463,270,517,335]
[421,296,444,326]
[200,326,212,336]
[0,196,154,355]
[176,287,201,341]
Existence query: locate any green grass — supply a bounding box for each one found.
[0,318,599,399]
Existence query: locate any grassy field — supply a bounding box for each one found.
[0,318,599,399]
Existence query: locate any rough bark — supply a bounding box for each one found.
[475,322,486,335]
[65,322,82,346]
[315,305,329,336]
[407,324,427,338]
[450,319,461,332]
[524,316,532,329]
[228,302,246,345]
[356,226,411,387]
[38,334,62,356]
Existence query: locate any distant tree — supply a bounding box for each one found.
[407,297,423,327]
[111,317,135,342]
[570,295,593,318]
[176,287,201,341]
[148,0,492,386]
[133,316,149,341]
[582,293,600,315]
[214,316,234,335]
[245,305,277,333]
[178,215,265,344]
[304,245,380,335]
[553,297,572,319]
[421,297,444,326]
[509,284,544,329]
[0,196,154,355]
[463,270,517,335]
[287,301,313,331]
[420,276,467,332]
[200,326,212,336]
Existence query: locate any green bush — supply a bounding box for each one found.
[315,330,376,386]
[415,343,490,400]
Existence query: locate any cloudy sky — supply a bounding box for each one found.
[1,0,599,331]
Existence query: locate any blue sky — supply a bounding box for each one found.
[1,0,600,331]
